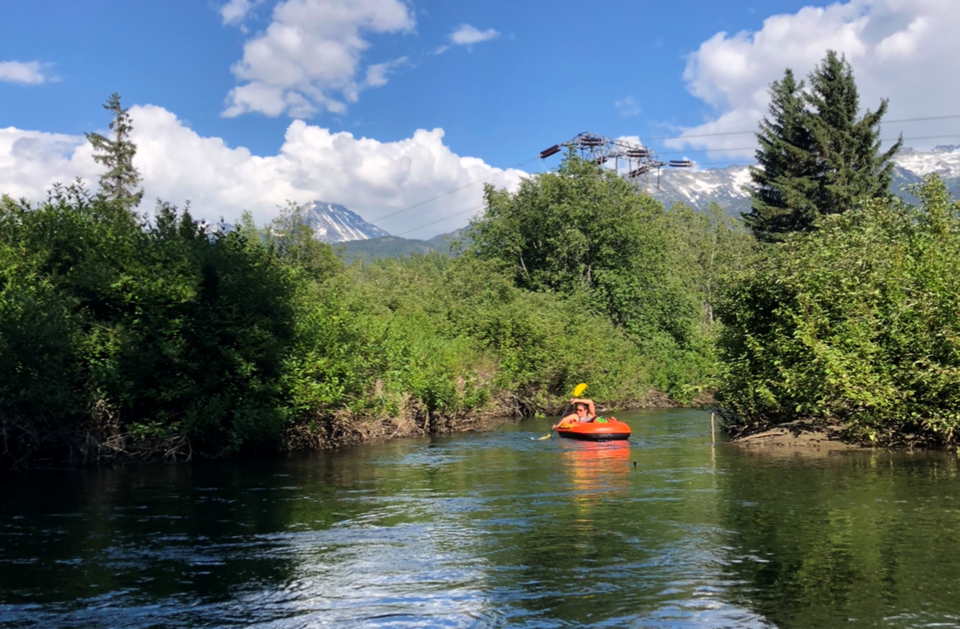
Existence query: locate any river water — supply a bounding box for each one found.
[2,408,959,628]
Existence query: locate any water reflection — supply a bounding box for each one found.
[560,439,633,503]
[2,412,960,627]
[715,447,960,629]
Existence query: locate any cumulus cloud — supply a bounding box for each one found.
[223,0,415,118]
[0,61,54,85]
[669,0,960,158]
[449,24,500,47]
[0,128,98,198]
[0,106,526,239]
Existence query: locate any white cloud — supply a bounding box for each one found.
[365,56,409,87]
[449,24,499,47]
[223,0,415,118]
[0,61,53,85]
[0,128,98,198]
[219,0,266,27]
[615,96,641,117]
[0,106,526,239]
[669,0,960,158]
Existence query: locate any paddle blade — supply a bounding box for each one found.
[573,383,587,397]
[537,433,552,440]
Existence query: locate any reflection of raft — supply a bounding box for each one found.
[556,418,631,441]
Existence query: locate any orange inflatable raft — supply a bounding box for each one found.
[556,418,631,441]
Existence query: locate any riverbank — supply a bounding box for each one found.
[285,387,682,452]
[2,387,684,471]
[728,418,857,452]
[726,416,960,452]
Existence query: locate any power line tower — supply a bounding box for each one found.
[538,132,692,190]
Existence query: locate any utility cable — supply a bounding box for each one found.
[395,203,485,238]
[381,126,960,236]
[655,133,960,157]
[643,113,960,142]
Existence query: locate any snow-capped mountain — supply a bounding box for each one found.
[892,145,960,179]
[299,201,390,243]
[644,165,755,214]
[644,146,960,216]
[292,147,960,246]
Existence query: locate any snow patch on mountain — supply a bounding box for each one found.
[300,201,390,243]
[644,147,960,216]
[647,164,755,215]
[894,147,960,179]
[294,148,960,244]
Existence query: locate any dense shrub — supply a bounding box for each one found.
[0,189,299,466]
[717,176,960,446]
[282,254,655,427]
[1,166,741,468]
[465,156,735,400]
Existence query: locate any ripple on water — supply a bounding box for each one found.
[2,409,960,628]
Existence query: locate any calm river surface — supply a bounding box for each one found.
[2,408,960,628]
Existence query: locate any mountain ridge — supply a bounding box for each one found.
[646,147,959,216]
[299,200,390,243]
[301,147,960,260]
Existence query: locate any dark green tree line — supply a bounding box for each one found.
[0,91,767,469]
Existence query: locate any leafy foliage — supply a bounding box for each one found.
[263,202,344,280]
[0,187,299,466]
[718,175,960,446]
[465,154,726,399]
[0,100,756,469]
[282,254,654,426]
[0,181,672,468]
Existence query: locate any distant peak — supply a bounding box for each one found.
[297,200,390,243]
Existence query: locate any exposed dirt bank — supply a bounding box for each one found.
[728,418,858,452]
[286,387,683,451]
[3,388,686,470]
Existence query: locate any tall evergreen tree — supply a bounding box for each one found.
[85,93,144,211]
[745,51,901,241]
[806,51,902,218]
[744,69,819,242]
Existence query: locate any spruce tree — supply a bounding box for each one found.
[806,51,902,218]
[85,93,144,211]
[746,51,901,241]
[744,69,819,242]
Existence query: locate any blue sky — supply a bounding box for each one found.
[3,0,960,238]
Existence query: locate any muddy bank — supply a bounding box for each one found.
[3,388,684,470]
[728,418,858,452]
[286,387,682,451]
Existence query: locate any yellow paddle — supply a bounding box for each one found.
[537,382,587,440]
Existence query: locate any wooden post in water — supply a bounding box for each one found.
[711,412,715,444]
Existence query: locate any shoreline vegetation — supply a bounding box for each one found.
[7,52,960,471]
[2,94,744,471]
[0,168,725,471]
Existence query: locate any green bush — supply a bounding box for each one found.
[717,176,960,446]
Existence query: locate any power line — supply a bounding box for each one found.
[395,203,484,238]
[644,113,960,142]
[656,133,960,157]
[380,127,960,236]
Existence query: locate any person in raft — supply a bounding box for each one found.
[553,398,597,429]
